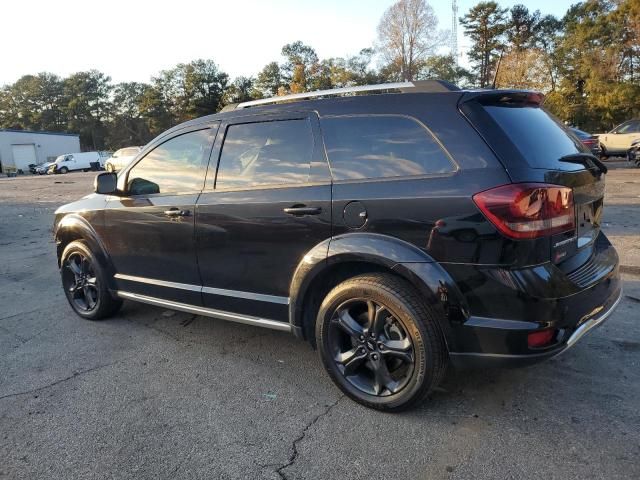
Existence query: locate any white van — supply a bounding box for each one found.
[48,152,106,174]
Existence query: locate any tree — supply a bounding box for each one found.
[223,76,261,105]
[152,59,229,123]
[107,82,152,148]
[377,0,448,81]
[419,54,475,86]
[256,61,283,96]
[281,41,319,93]
[460,1,508,87]
[63,70,112,149]
[0,73,66,131]
[544,0,640,131]
[506,4,541,52]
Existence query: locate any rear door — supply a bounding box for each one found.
[461,93,606,265]
[104,125,217,304]
[195,112,331,322]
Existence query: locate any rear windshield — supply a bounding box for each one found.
[483,105,587,170]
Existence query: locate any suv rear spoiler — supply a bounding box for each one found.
[459,90,545,107]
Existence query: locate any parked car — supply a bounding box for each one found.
[597,119,640,158]
[53,81,621,411]
[627,138,640,166]
[48,152,105,174]
[104,146,142,172]
[569,127,601,156]
[34,161,55,175]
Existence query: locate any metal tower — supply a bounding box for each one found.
[451,0,459,66]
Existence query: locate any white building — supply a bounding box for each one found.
[0,129,81,173]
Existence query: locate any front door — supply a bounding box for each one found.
[196,113,331,322]
[104,125,217,304]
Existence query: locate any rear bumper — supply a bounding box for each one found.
[445,233,622,368]
[450,287,622,368]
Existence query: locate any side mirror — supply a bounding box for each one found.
[94,172,118,195]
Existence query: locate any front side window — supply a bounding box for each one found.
[127,129,212,195]
[320,116,455,180]
[216,119,313,189]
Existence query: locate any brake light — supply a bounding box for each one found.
[473,183,575,239]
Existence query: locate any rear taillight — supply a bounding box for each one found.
[582,139,596,146]
[473,183,575,239]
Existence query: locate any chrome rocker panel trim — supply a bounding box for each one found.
[114,273,289,305]
[115,290,293,333]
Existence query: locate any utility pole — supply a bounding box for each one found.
[451,0,459,66]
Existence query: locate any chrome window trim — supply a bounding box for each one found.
[116,291,292,332]
[114,273,290,305]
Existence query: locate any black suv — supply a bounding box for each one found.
[54,81,621,411]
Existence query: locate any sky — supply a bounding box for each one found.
[0,0,577,86]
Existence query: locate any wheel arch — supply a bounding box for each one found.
[289,233,468,351]
[55,214,116,289]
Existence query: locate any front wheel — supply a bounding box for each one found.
[60,240,122,320]
[599,145,608,161]
[316,273,447,411]
[59,166,68,174]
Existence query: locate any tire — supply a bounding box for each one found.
[60,240,122,320]
[316,273,447,411]
[59,166,68,174]
[599,145,608,161]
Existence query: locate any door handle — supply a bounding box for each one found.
[164,208,191,217]
[283,206,322,216]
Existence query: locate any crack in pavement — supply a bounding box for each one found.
[0,360,121,401]
[275,395,344,480]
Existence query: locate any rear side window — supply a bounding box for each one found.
[483,106,585,169]
[216,119,313,189]
[321,115,455,180]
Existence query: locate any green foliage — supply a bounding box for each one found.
[2,0,639,148]
[460,1,509,87]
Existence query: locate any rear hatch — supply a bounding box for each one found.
[460,91,607,267]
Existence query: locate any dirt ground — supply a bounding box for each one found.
[1,163,639,479]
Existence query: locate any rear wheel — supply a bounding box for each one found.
[316,273,447,411]
[60,241,122,320]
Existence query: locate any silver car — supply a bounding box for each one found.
[104,146,142,172]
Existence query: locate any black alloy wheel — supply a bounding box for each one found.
[316,273,447,411]
[62,251,99,313]
[60,240,122,320]
[329,298,415,396]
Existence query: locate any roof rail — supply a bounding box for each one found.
[236,82,414,109]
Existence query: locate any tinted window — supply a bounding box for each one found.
[616,121,640,134]
[127,129,212,195]
[320,116,454,180]
[216,119,313,189]
[484,106,586,169]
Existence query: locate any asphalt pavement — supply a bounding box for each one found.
[1,164,639,479]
